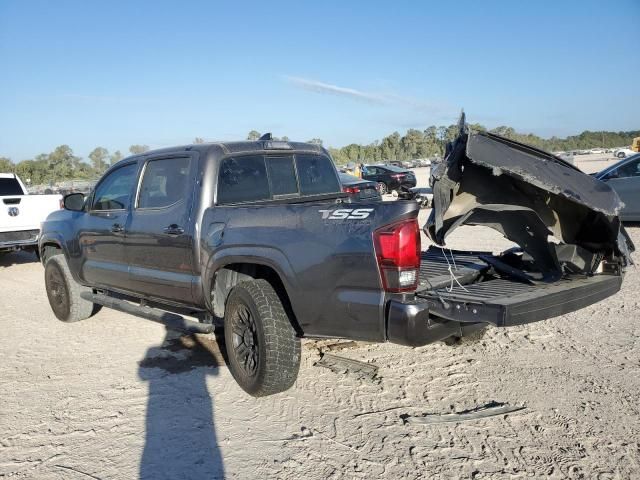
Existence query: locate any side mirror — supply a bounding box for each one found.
[63,192,86,211]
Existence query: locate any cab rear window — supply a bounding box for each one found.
[0,178,24,196]
[217,154,340,204]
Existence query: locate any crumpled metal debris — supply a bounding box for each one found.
[426,114,634,280]
[314,353,379,382]
[401,401,525,425]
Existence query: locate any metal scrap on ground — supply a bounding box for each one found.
[314,353,379,382]
[401,402,525,425]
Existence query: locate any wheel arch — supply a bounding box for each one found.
[39,238,64,265]
[209,261,303,336]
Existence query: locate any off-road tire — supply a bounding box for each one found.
[377,182,388,195]
[224,279,301,397]
[617,152,625,159]
[44,255,101,322]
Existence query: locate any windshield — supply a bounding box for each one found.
[0,177,25,196]
[338,172,361,183]
[382,165,409,173]
[596,153,640,179]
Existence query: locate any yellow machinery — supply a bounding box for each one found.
[632,137,640,152]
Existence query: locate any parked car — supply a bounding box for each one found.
[1,173,61,255]
[594,153,640,221]
[556,152,575,165]
[39,133,632,397]
[614,147,635,159]
[362,164,417,195]
[338,172,382,202]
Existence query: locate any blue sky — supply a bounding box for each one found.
[1,0,639,161]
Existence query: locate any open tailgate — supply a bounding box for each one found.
[416,118,633,327]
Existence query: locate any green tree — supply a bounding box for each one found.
[48,145,81,182]
[490,126,516,137]
[88,147,109,173]
[110,150,123,165]
[0,157,13,171]
[381,132,401,160]
[247,130,261,141]
[129,144,149,155]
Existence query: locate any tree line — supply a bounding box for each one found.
[0,144,149,186]
[1,126,638,185]
[326,125,640,165]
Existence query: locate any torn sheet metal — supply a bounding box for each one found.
[426,120,634,279]
[401,402,525,425]
[314,353,379,382]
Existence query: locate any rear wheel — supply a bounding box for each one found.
[617,152,625,158]
[44,255,101,322]
[377,182,388,195]
[224,279,300,397]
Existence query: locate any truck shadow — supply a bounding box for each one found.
[0,250,39,268]
[138,328,227,480]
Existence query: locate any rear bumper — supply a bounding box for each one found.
[386,273,623,346]
[386,299,482,347]
[0,229,40,250]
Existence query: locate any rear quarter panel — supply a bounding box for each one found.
[201,201,420,341]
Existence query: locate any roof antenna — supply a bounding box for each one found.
[259,133,273,141]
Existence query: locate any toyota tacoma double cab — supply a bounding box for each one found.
[40,128,634,396]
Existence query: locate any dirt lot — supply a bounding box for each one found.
[1,154,638,479]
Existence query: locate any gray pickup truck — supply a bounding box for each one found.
[40,129,634,396]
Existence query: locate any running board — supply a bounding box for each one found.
[80,292,215,335]
[417,274,622,327]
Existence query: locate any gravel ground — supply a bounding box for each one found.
[1,154,638,479]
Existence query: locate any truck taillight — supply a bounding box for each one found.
[373,219,421,292]
[342,186,361,194]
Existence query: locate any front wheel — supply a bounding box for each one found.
[44,255,101,322]
[617,152,625,158]
[224,279,301,397]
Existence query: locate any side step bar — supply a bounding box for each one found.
[80,292,215,335]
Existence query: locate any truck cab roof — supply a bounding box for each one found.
[118,140,326,165]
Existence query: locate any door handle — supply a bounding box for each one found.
[164,224,184,236]
[111,223,124,233]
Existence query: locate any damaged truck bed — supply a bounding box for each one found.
[411,124,634,336]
